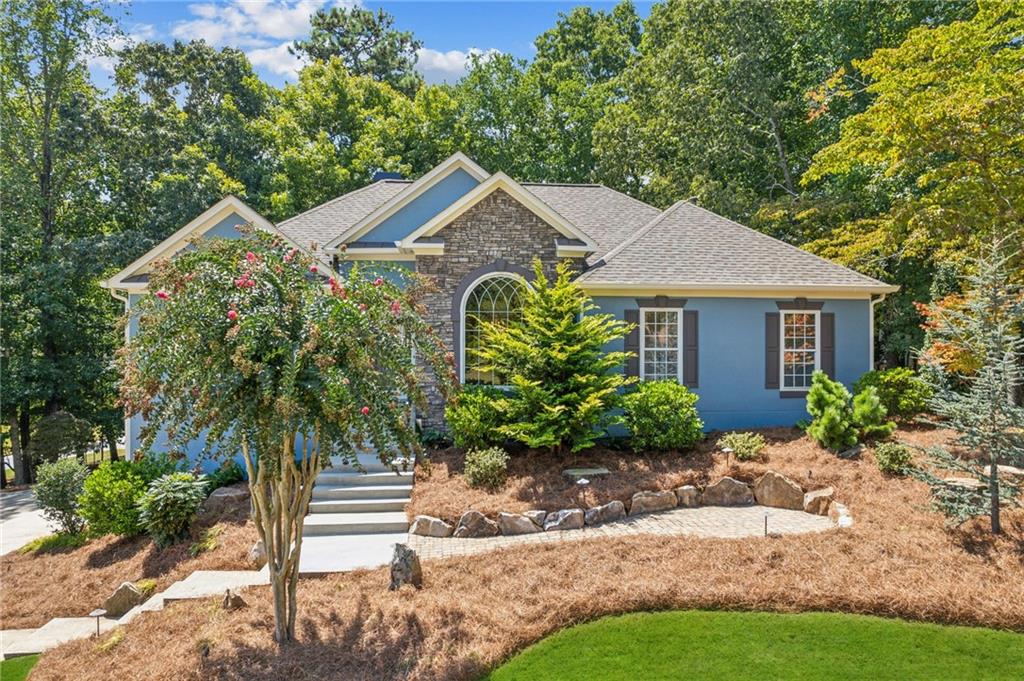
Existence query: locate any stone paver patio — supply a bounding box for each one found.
[408,505,834,560]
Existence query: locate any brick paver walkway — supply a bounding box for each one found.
[408,505,834,560]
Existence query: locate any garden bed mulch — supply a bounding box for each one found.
[408,424,957,523]
[29,424,1024,681]
[0,486,256,630]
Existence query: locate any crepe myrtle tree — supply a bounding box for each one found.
[119,227,454,643]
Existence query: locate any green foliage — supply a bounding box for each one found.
[912,243,1024,532]
[33,457,89,534]
[205,461,244,493]
[445,386,509,450]
[189,525,222,557]
[806,371,895,450]
[854,368,932,419]
[137,472,208,547]
[292,6,424,96]
[473,260,634,454]
[463,447,510,490]
[134,578,157,597]
[621,381,704,452]
[717,432,767,462]
[806,372,859,451]
[874,442,912,475]
[418,428,452,449]
[852,387,897,440]
[26,412,94,464]
[78,461,147,536]
[18,532,87,554]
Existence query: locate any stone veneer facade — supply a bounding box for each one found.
[414,188,583,426]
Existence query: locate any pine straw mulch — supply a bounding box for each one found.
[409,424,957,523]
[30,425,1024,681]
[0,485,256,630]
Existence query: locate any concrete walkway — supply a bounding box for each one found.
[408,505,834,560]
[1,568,269,659]
[0,490,50,555]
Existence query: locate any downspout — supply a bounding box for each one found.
[869,293,888,369]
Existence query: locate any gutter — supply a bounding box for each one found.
[869,292,889,368]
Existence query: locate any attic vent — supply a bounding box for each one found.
[372,171,404,181]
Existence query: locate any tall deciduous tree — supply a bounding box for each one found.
[121,230,453,642]
[291,6,423,97]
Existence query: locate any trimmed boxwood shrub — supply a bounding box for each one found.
[138,472,209,547]
[874,442,912,475]
[853,368,931,419]
[34,457,89,535]
[463,447,510,490]
[622,381,704,451]
[445,386,508,450]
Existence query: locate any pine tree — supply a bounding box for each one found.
[473,259,634,454]
[913,241,1024,534]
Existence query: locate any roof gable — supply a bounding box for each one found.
[399,172,598,253]
[104,196,316,290]
[324,152,488,250]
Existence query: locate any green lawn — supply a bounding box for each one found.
[485,610,1024,681]
[0,654,39,681]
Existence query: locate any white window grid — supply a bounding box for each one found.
[781,311,820,390]
[639,308,683,382]
[461,274,526,385]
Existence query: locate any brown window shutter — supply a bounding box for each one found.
[821,312,835,378]
[624,309,640,377]
[682,310,698,388]
[765,312,780,389]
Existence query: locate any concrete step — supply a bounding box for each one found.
[308,498,409,514]
[315,470,413,487]
[312,483,413,500]
[302,511,409,536]
[299,533,406,575]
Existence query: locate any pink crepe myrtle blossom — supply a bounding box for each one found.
[284,248,298,262]
[227,310,238,322]
[309,265,318,274]
[360,406,370,416]
[155,290,170,300]
[246,251,257,263]
[374,277,384,286]
[390,299,401,315]
[358,303,367,312]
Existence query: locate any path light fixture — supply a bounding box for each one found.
[763,511,770,537]
[722,447,734,467]
[89,608,107,638]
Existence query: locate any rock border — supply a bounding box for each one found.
[411,471,853,539]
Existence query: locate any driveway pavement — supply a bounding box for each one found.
[0,489,50,555]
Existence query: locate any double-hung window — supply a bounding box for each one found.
[781,311,819,390]
[640,308,682,382]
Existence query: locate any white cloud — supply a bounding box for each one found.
[416,47,500,84]
[171,1,356,49]
[247,41,307,78]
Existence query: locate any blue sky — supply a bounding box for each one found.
[98,1,653,88]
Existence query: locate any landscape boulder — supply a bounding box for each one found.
[103,582,145,618]
[544,508,584,531]
[803,487,835,516]
[674,485,700,508]
[389,544,423,590]
[222,589,247,610]
[201,483,249,512]
[828,501,854,528]
[498,512,542,535]
[453,510,500,538]
[753,471,804,510]
[562,467,610,482]
[410,515,454,538]
[701,477,754,506]
[629,490,677,516]
[247,540,267,568]
[523,510,547,527]
[584,500,626,526]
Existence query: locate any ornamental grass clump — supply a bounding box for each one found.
[119,228,453,643]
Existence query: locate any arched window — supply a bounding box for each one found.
[462,274,526,385]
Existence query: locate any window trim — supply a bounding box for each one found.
[459,271,529,385]
[779,309,820,393]
[639,307,684,382]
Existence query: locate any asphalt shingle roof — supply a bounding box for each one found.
[276,179,409,249]
[522,183,662,264]
[576,201,892,290]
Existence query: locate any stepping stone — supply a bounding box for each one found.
[562,467,610,481]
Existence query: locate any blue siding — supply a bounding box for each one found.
[591,296,872,431]
[357,168,479,243]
